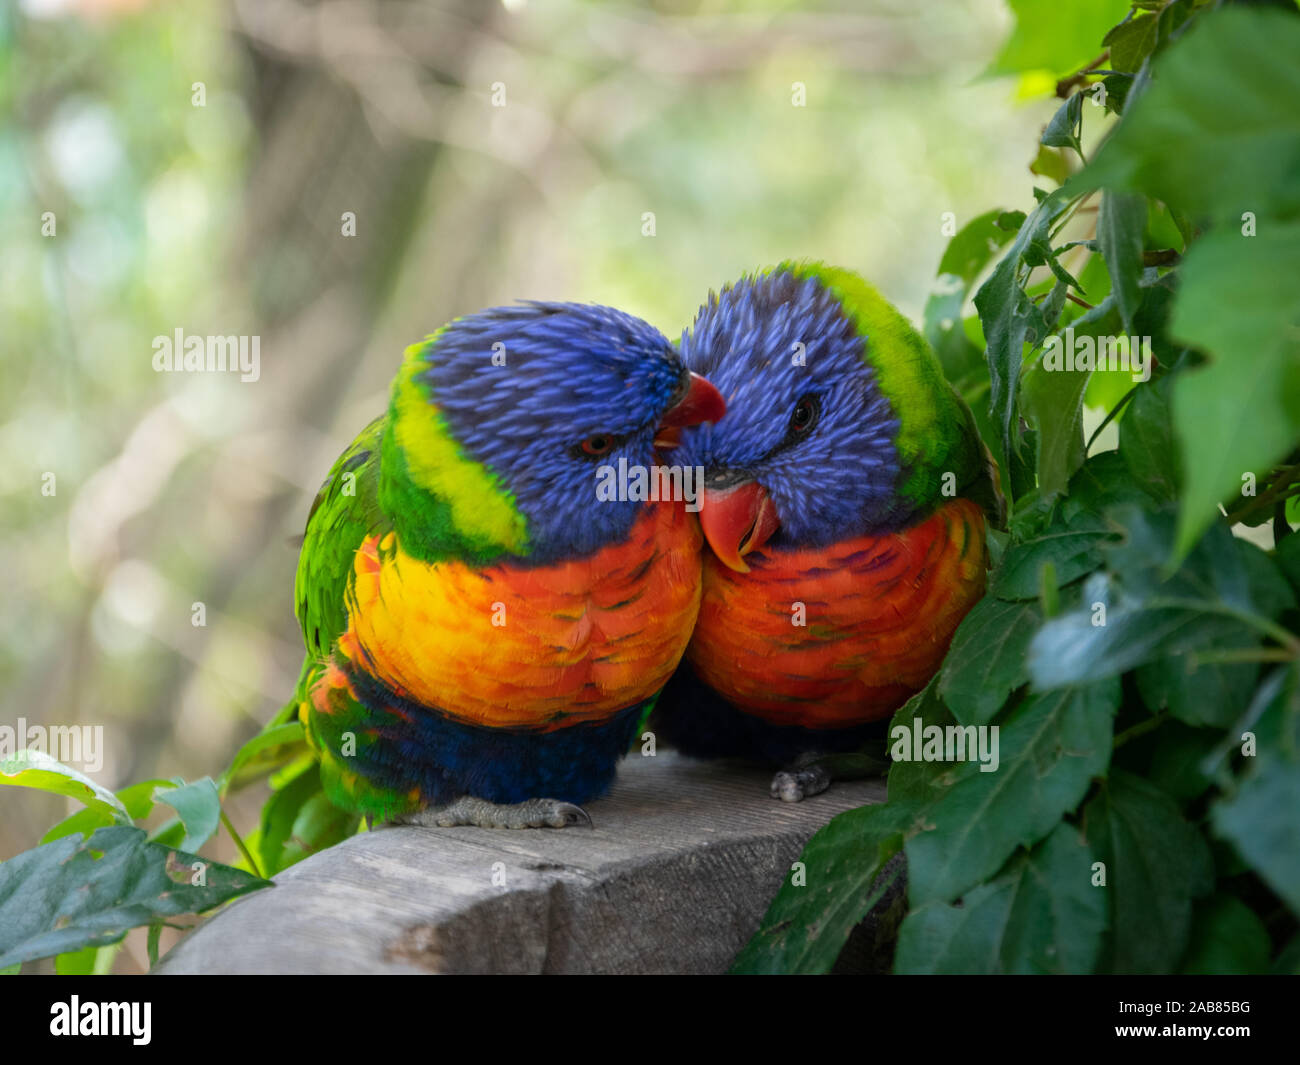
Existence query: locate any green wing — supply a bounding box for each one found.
[228,416,389,857]
[293,416,390,676]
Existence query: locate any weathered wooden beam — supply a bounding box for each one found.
[156,752,886,974]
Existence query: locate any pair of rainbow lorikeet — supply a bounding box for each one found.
[288,262,1003,829]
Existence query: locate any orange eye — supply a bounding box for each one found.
[580,434,617,456]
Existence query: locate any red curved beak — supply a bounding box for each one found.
[658,373,726,437]
[699,480,780,573]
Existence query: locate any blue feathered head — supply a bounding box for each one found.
[674,269,904,567]
[386,301,723,564]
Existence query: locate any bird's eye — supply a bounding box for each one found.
[580,434,618,457]
[789,395,819,434]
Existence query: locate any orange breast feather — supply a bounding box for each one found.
[687,498,988,728]
[341,502,702,730]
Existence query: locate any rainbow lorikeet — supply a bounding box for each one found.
[290,302,725,828]
[652,263,1003,801]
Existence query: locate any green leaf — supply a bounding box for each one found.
[1109,504,1252,602]
[1077,7,1300,223]
[1178,894,1271,974]
[995,210,1027,233]
[1279,532,1300,598]
[974,187,1073,462]
[1028,507,1267,689]
[1084,770,1214,973]
[1199,664,1296,788]
[992,513,1112,600]
[1274,933,1300,975]
[1031,296,1127,499]
[1022,347,1091,497]
[54,944,100,975]
[221,720,308,792]
[0,750,130,825]
[0,825,270,968]
[1153,0,1196,57]
[1212,755,1300,918]
[937,596,1042,726]
[146,922,163,969]
[41,807,116,845]
[1009,426,1039,501]
[925,210,1018,388]
[1037,560,1060,619]
[1041,93,1083,155]
[895,823,1106,974]
[39,777,181,845]
[268,749,316,792]
[149,818,186,848]
[936,208,1019,285]
[989,0,1135,80]
[926,294,986,389]
[1040,277,1070,338]
[1249,662,1300,758]
[1062,452,1158,518]
[152,777,221,853]
[54,942,119,975]
[277,791,360,872]
[886,682,963,803]
[906,680,1119,907]
[1146,199,1187,255]
[1118,376,1180,502]
[1136,650,1258,731]
[1030,571,1226,687]
[1136,537,1293,729]
[1169,222,1300,557]
[1029,144,1070,186]
[1103,13,1159,74]
[730,800,915,974]
[1098,73,1133,116]
[1097,191,1147,333]
[118,778,184,819]
[258,764,322,876]
[1146,721,1217,802]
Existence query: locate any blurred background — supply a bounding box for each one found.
[1,0,1056,960]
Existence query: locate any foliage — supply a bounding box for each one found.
[5,0,1296,976]
[737,0,1300,975]
[0,825,268,971]
[0,751,270,972]
[0,707,353,971]
[1,0,1056,974]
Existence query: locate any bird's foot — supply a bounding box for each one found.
[770,763,831,803]
[770,750,887,802]
[397,795,593,829]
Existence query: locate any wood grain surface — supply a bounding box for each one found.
[156,752,887,974]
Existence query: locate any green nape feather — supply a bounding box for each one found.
[781,260,1005,528]
[379,336,528,565]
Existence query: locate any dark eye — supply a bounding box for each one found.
[580,434,618,457]
[789,395,819,434]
